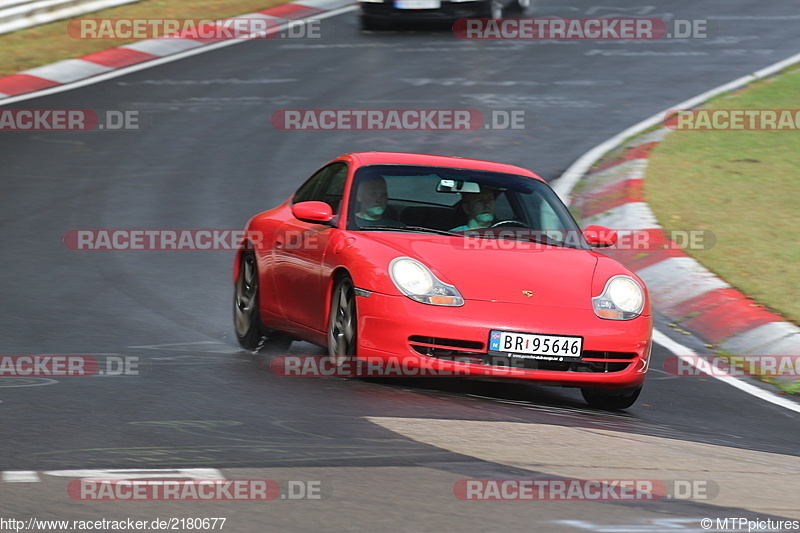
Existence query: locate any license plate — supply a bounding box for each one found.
[489,330,583,360]
[394,0,440,9]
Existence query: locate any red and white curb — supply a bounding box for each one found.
[568,128,800,357]
[0,0,354,101]
[551,49,800,369]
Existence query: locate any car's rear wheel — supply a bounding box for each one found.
[328,275,358,371]
[490,0,504,18]
[581,385,642,410]
[234,251,265,350]
[360,14,388,31]
[478,0,503,18]
[234,251,293,352]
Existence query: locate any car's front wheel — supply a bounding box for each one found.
[328,275,358,371]
[581,385,642,410]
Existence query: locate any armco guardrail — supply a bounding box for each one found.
[0,0,142,35]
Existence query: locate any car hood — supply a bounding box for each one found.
[354,232,599,309]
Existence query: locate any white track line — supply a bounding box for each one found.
[653,330,800,415]
[2,471,40,482]
[2,468,226,482]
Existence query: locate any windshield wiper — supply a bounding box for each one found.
[358,225,458,236]
[461,229,573,249]
[516,232,570,248]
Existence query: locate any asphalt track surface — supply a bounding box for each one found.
[1,1,800,531]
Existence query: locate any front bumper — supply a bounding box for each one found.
[355,291,652,389]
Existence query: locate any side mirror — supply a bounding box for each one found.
[292,201,334,224]
[583,225,618,247]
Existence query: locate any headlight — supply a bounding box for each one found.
[390,257,464,306]
[592,275,644,320]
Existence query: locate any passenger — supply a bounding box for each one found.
[354,176,404,227]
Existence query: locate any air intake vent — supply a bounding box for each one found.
[408,336,484,351]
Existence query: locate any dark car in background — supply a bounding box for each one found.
[359,0,529,30]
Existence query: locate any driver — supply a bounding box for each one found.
[451,186,497,231]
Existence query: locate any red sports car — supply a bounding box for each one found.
[233,152,652,409]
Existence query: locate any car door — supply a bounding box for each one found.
[273,162,348,330]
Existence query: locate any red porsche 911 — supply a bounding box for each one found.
[233,152,652,409]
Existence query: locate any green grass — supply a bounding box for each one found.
[0,0,290,78]
[764,378,800,395]
[646,66,800,325]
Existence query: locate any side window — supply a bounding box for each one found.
[292,162,348,214]
[322,164,347,215]
[293,167,328,205]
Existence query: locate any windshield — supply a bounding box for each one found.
[347,164,587,249]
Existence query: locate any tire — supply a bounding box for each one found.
[234,251,293,352]
[328,275,358,372]
[490,0,504,19]
[581,385,642,410]
[234,251,264,350]
[360,14,388,31]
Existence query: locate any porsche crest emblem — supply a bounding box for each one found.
[521,290,534,297]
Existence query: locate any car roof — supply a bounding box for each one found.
[342,152,543,181]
